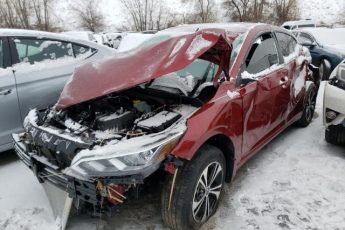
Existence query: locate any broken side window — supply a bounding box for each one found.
[244,33,279,75]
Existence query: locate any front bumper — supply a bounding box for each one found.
[13,133,148,211]
[323,81,345,128]
[13,133,100,205]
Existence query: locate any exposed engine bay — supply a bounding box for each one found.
[24,86,204,170]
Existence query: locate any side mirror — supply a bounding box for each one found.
[301,40,316,48]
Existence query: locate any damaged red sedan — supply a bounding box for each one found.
[13,23,319,230]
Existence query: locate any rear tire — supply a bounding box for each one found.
[161,145,226,230]
[325,125,345,145]
[296,83,317,127]
[319,59,331,81]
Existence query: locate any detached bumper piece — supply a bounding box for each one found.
[13,133,143,216]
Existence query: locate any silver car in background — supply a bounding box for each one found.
[0,29,114,152]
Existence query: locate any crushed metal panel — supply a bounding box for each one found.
[55,28,236,110]
[42,181,73,230]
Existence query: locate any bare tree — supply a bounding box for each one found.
[71,0,105,32]
[223,0,268,22]
[32,0,53,31]
[223,0,251,22]
[194,0,216,23]
[12,0,32,29]
[272,0,298,25]
[120,0,174,31]
[0,0,57,31]
[0,0,22,28]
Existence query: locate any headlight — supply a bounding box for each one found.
[336,64,345,82]
[332,64,345,90]
[69,135,182,177]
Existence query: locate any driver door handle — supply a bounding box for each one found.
[0,89,12,96]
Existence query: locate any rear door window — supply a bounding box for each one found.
[244,33,279,75]
[72,44,96,58]
[275,32,298,57]
[13,38,73,64]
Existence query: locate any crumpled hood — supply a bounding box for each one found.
[55,28,236,110]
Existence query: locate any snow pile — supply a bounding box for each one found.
[186,34,213,60]
[169,38,187,58]
[151,73,198,96]
[227,90,240,99]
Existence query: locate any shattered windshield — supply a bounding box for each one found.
[149,59,218,96]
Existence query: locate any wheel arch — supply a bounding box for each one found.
[203,134,235,183]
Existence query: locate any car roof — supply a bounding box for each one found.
[161,23,285,38]
[163,23,259,34]
[0,28,103,49]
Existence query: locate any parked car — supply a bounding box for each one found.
[324,61,345,145]
[93,33,106,45]
[61,31,98,43]
[282,19,316,30]
[104,32,123,48]
[293,28,345,80]
[0,29,114,152]
[13,23,318,230]
[117,33,154,52]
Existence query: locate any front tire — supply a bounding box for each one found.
[161,145,226,230]
[296,83,317,127]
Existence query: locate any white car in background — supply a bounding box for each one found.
[0,29,114,152]
[117,33,154,52]
[282,19,316,30]
[61,31,98,43]
[324,61,345,145]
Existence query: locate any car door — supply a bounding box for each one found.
[239,32,287,158]
[9,37,92,119]
[274,32,300,123]
[0,37,22,151]
[275,32,306,122]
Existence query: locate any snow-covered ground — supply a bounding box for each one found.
[0,82,344,230]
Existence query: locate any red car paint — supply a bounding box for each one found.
[57,23,309,182]
[171,24,309,181]
[56,28,238,109]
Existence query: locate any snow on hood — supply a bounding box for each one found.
[55,28,236,110]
